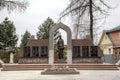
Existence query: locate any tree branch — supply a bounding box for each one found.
[99,0,111,8]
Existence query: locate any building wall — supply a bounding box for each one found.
[99,33,113,54]
[72,39,102,57]
[18,39,102,63]
[27,39,49,46]
[18,39,49,58]
[108,30,120,46]
[102,46,113,55]
[72,39,94,46]
[18,39,102,58]
[18,46,24,57]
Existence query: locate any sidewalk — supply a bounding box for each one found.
[0,70,120,80]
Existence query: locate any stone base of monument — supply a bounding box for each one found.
[41,66,79,75]
[54,59,67,63]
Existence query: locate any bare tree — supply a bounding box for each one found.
[60,0,112,41]
[0,0,29,12]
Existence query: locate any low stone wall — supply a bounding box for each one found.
[72,58,102,63]
[18,58,102,64]
[18,58,48,64]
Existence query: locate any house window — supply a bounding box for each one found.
[105,35,107,40]
[108,48,111,54]
[119,49,120,54]
[82,46,89,57]
[91,46,98,57]
[23,46,30,57]
[41,46,48,57]
[32,46,39,57]
[73,46,80,58]
[118,32,120,40]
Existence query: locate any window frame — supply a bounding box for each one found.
[108,48,111,54]
[91,46,98,57]
[73,46,80,58]
[23,46,30,57]
[41,46,48,57]
[32,46,39,57]
[118,32,120,40]
[105,35,107,40]
[82,46,89,58]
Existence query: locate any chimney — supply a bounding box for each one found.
[86,35,92,40]
[30,35,35,39]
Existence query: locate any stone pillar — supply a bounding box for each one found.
[39,46,41,57]
[80,46,82,57]
[30,47,32,57]
[89,46,91,57]
[49,50,54,64]
[49,28,54,64]
[67,50,72,64]
[10,53,14,64]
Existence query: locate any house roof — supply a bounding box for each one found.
[101,25,120,46]
[72,39,94,46]
[27,39,49,46]
[26,39,94,47]
[98,32,113,46]
[104,25,120,33]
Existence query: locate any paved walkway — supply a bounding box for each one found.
[0,68,120,80]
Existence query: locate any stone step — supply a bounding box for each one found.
[3,65,117,68]
[2,67,118,71]
[77,68,118,70]
[2,64,119,71]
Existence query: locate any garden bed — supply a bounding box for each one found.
[41,66,79,75]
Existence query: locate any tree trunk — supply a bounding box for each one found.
[89,0,93,41]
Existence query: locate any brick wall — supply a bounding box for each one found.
[18,39,102,58]
[108,30,120,46]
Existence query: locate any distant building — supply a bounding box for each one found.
[98,25,120,63]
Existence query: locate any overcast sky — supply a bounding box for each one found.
[0,0,120,46]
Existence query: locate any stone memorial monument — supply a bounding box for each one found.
[49,22,72,64]
[18,22,102,64]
